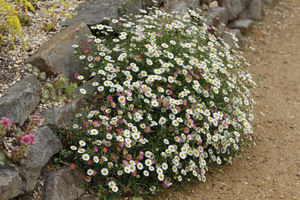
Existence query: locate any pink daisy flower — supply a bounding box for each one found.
[70,163,76,169]
[1,117,12,127]
[21,135,31,145]
[28,134,35,144]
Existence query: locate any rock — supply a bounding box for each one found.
[42,167,85,200]
[222,29,243,48]
[42,98,83,129]
[230,19,253,34]
[206,7,228,33]
[78,194,99,200]
[18,126,62,192]
[0,74,41,126]
[221,0,251,20]
[142,0,165,8]
[209,1,218,8]
[240,0,263,21]
[72,77,102,98]
[41,74,103,131]
[202,4,209,11]
[25,22,91,82]
[167,2,189,14]
[185,0,201,9]
[0,166,23,200]
[262,0,279,8]
[61,0,143,27]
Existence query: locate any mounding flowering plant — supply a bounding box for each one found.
[68,4,256,198]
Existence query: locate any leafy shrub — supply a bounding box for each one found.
[67,5,256,199]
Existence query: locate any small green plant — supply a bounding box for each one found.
[26,63,78,104]
[0,115,41,166]
[41,22,56,32]
[17,13,32,26]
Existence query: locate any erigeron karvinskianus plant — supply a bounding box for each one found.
[68,4,256,198]
[0,115,41,166]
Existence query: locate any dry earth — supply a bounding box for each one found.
[156,0,300,199]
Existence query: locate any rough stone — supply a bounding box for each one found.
[221,0,251,20]
[0,166,23,200]
[142,0,165,9]
[240,0,263,21]
[167,2,189,14]
[78,194,99,200]
[25,22,91,82]
[72,77,102,98]
[262,0,279,8]
[18,126,62,192]
[61,0,143,27]
[42,98,83,129]
[202,3,209,11]
[230,19,253,34]
[222,29,243,48]
[206,7,228,33]
[209,1,218,8]
[42,167,85,200]
[185,0,201,9]
[0,74,41,126]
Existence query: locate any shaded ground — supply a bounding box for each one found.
[156,0,300,199]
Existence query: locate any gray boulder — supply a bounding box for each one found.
[142,0,165,8]
[206,7,228,33]
[42,98,83,129]
[25,22,91,82]
[167,2,189,14]
[18,126,62,192]
[221,0,251,20]
[230,19,253,34]
[185,0,201,9]
[222,29,243,48]
[0,74,41,126]
[42,76,101,130]
[0,166,23,200]
[240,0,263,21]
[42,167,86,200]
[61,0,143,27]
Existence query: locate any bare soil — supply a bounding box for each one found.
[156,0,300,199]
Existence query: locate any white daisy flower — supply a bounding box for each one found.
[79,88,86,94]
[82,153,90,161]
[101,168,109,176]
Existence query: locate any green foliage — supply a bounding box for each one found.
[41,22,56,32]
[17,13,32,26]
[64,4,256,199]
[26,63,78,104]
